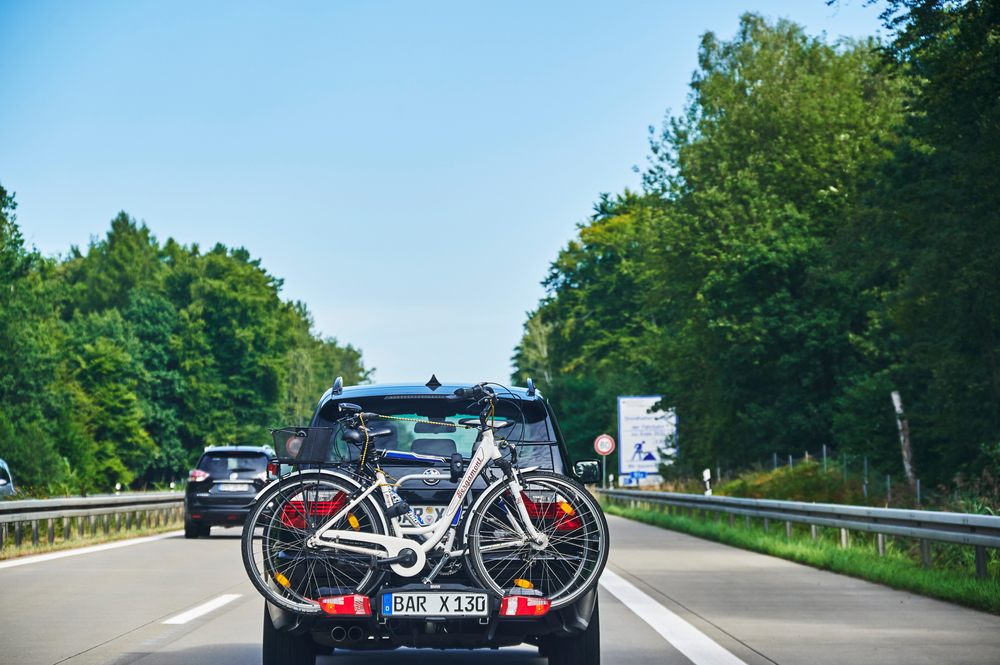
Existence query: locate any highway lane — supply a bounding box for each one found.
[1,516,999,664]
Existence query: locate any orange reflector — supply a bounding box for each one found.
[319,594,372,616]
[514,579,534,589]
[501,595,551,617]
[348,513,360,531]
[275,573,290,588]
[558,501,575,515]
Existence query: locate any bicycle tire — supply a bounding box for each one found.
[242,471,388,614]
[464,470,609,610]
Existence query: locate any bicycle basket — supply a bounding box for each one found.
[271,427,353,464]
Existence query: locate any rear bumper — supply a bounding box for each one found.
[266,585,597,651]
[184,497,253,525]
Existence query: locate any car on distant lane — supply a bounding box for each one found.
[184,445,276,538]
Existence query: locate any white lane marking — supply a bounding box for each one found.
[600,569,748,665]
[0,531,183,570]
[163,594,242,624]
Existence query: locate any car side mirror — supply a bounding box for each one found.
[573,459,601,484]
[0,479,7,486]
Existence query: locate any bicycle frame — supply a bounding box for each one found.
[302,427,548,577]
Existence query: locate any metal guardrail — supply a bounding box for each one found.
[597,488,999,579]
[0,492,184,549]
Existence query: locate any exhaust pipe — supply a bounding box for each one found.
[330,626,347,643]
[347,626,364,642]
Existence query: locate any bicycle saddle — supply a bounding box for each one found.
[342,427,393,444]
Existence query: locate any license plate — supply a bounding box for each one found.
[411,505,446,525]
[381,592,488,617]
[219,483,249,492]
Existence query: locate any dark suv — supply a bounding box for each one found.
[185,445,277,538]
[262,378,602,665]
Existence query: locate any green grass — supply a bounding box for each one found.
[603,501,1000,615]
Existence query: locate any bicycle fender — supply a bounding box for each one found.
[251,468,365,503]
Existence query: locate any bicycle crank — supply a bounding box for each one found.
[309,530,427,577]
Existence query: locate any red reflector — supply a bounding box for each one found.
[267,462,279,478]
[520,493,582,531]
[280,493,347,529]
[191,514,201,519]
[500,595,551,617]
[319,595,371,616]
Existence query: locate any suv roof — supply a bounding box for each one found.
[315,381,539,407]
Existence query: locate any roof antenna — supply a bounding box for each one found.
[526,378,535,396]
[426,374,442,391]
[332,376,343,395]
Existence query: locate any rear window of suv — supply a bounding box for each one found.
[314,395,560,470]
[198,453,268,475]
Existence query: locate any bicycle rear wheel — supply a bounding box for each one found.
[465,470,608,610]
[242,471,387,614]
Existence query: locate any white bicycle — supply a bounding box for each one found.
[241,383,609,615]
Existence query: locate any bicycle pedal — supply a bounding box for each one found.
[379,548,418,568]
[385,501,410,520]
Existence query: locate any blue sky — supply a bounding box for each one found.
[1,0,884,385]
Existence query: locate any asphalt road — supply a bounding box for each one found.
[2,515,999,665]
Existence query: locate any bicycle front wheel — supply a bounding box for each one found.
[241,471,387,614]
[465,470,609,610]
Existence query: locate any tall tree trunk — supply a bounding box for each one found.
[891,390,917,490]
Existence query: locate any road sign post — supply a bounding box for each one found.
[593,434,615,489]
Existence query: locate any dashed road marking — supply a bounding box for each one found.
[163,594,242,624]
[600,569,748,665]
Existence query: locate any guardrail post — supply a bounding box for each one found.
[78,516,85,538]
[103,514,109,535]
[877,533,886,556]
[745,515,751,529]
[920,539,932,569]
[63,517,69,540]
[841,528,850,549]
[763,518,770,533]
[1,522,6,549]
[729,513,734,527]
[715,511,720,523]
[15,521,22,547]
[126,512,132,530]
[811,525,818,540]
[975,546,988,579]
[48,520,55,544]
[785,521,793,539]
[32,520,39,546]
[115,513,121,532]
[88,515,95,536]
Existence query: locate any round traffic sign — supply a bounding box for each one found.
[594,434,615,456]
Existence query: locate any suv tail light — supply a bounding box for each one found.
[520,493,582,531]
[189,469,209,482]
[500,595,551,617]
[280,493,347,529]
[319,594,371,616]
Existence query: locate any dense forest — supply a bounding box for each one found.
[0,198,369,494]
[513,0,1000,493]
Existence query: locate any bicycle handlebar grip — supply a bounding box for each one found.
[360,412,381,421]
